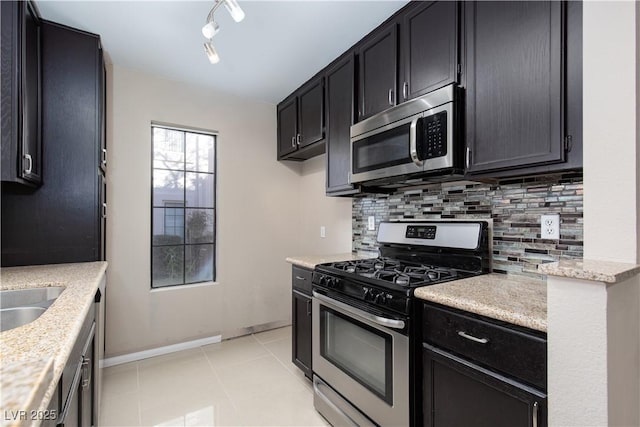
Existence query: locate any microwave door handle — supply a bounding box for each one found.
[409,116,423,167]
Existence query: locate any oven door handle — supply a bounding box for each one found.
[312,291,406,330]
[409,115,423,167]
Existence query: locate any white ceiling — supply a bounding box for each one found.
[36,1,408,104]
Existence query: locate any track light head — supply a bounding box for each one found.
[204,41,220,64]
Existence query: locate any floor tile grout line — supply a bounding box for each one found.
[252,333,314,390]
[199,344,244,415]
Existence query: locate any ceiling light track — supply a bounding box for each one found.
[202,0,245,64]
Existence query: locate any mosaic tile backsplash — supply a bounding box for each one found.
[352,173,584,279]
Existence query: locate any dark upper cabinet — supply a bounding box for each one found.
[277,96,297,158]
[400,1,458,102]
[297,77,324,148]
[1,0,42,187]
[325,54,359,196]
[1,21,105,266]
[277,75,325,161]
[357,21,398,121]
[464,1,565,174]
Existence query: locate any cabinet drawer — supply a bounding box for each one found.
[423,303,546,390]
[292,266,312,295]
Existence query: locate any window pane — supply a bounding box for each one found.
[153,128,184,170]
[152,245,184,287]
[153,208,184,244]
[153,170,184,206]
[186,173,214,208]
[186,133,215,173]
[185,244,214,283]
[186,209,214,244]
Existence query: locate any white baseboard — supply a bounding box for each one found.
[102,334,222,368]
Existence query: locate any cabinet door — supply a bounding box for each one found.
[423,344,546,427]
[297,76,324,148]
[20,0,41,184]
[292,290,312,379]
[401,1,458,102]
[325,54,358,195]
[277,97,297,159]
[357,21,398,121]
[465,1,564,174]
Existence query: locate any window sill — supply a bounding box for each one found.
[150,281,219,292]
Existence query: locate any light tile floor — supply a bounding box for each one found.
[99,326,329,427]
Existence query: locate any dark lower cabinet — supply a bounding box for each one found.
[1,20,105,266]
[464,1,565,174]
[1,0,43,187]
[421,302,547,427]
[423,344,546,427]
[291,265,313,379]
[292,290,312,379]
[325,53,358,196]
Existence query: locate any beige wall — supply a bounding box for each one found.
[296,154,352,255]
[547,2,640,425]
[105,65,351,357]
[583,1,638,263]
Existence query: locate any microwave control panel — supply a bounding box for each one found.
[421,111,447,159]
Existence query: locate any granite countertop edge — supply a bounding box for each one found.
[414,273,547,333]
[286,252,377,269]
[0,261,108,427]
[539,258,640,284]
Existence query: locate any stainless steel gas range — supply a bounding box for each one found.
[311,221,491,427]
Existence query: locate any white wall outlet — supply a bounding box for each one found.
[320,226,326,238]
[541,214,560,240]
[367,216,376,231]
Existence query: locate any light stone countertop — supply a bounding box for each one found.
[285,252,376,269]
[538,258,640,284]
[0,261,107,427]
[415,273,547,332]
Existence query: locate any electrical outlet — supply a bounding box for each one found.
[541,214,560,240]
[367,216,375,231]
[320,226,326,238]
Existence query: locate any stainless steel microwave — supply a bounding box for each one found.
[350,84,462,185]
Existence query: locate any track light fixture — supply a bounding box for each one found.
[201,0,245,64]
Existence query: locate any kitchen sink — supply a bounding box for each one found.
[0,307,48,332]
[0,286,64,331]
[0,286,64,309]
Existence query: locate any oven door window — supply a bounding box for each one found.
[352,123,412,174]
[320,306,393,404]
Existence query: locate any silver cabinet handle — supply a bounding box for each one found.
[81,357,91,388]
[102,203,107,219]
[291,136,296,148]
[388,88,394,106]
[403,82,409,100]
[465,147,471,169]
[295,276,306,281]
[457,330,489,344]
[307,299,312,316]
[409,116,423,166]
[101,148,107,166]
[532,401,539,427]
[296,134,301,145]
[24,154,33,174]
[313,290,405,330]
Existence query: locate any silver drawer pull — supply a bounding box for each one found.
[295,276,306,281]
[533,401,539,427]
[24,154,33,174]
[458,330,489,344]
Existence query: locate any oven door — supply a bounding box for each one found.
[350,112,424,184]
[312,290,409,427]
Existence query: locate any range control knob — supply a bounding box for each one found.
[319,276,327,286]
[374,292,386,304]
[363,287,374,300]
